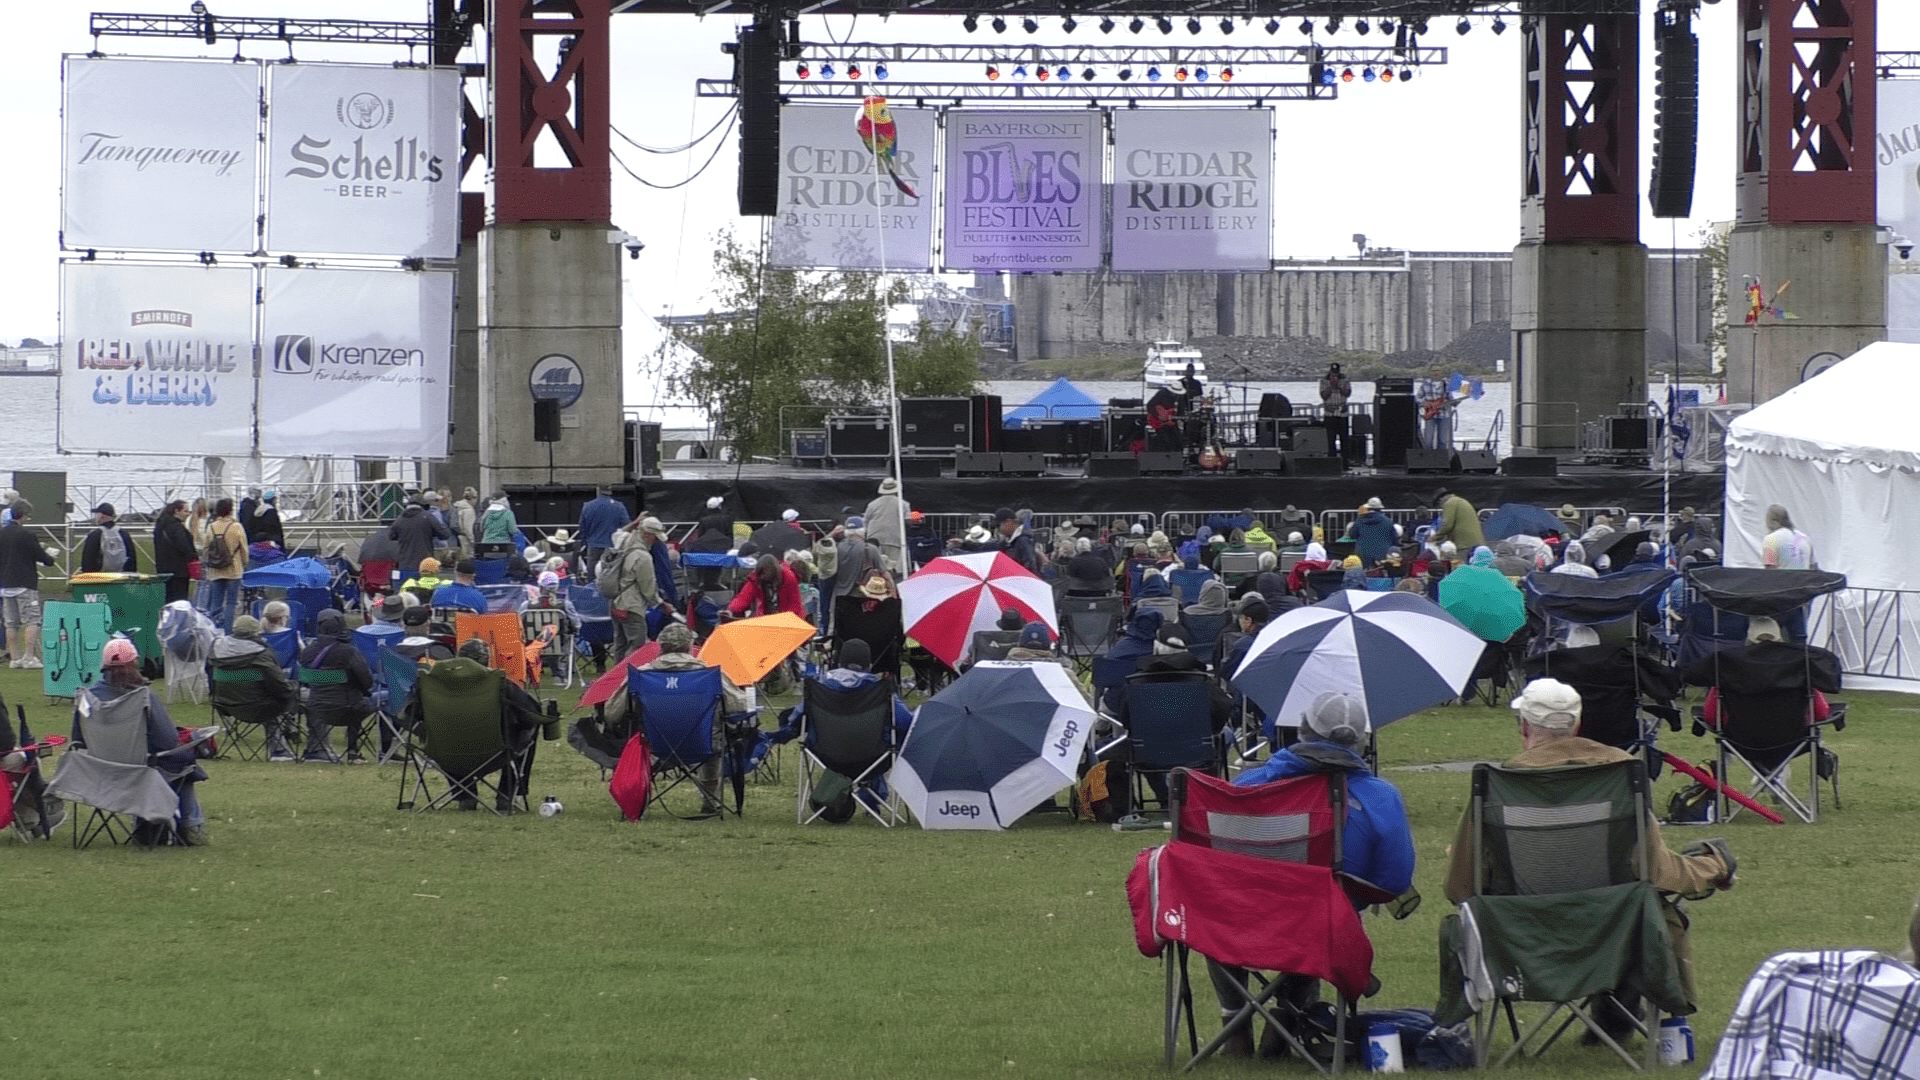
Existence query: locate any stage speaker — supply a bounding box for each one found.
[1234,448,1287,474]
[999,451,1045,476]
[1289,454,1345,477]
[628,420,661,478]
[1138,451,1184,476]
[734,21,781,216]
[969,394,1003,452]
[1088,453,1140,478]
[1374,395,1419,467]
[533,398,561,443]
[955,452,1001,477]
[1343,434,1369,468]
[1453,449,1499,474]
[1502,455,1560,477]
[1608,416,1651,451]
[1650,9,1699,219]
[900,396,971,452]
[1291,425,1330,455]
[1404,447,1454,473]
[900,457,945,478]
[1257,392,1294,419]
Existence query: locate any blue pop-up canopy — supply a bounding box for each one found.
[1003,377,1104,427]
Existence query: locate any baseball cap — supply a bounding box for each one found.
[1302,692,1368,747]
[92,502,116,517]
[454,559,477,576]
[1512,678,1582,731]
[101,638,139,668]
[1018,621,1051,650]
[402,605,432,628]
[419,557,441,575]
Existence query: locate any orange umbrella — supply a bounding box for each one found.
[699,612,816,686]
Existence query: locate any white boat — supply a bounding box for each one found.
[1144,341,1207,391]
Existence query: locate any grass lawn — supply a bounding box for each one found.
[3,661,1914,1080]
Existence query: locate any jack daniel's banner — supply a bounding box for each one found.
[769,102,936,270]
[265,64,462,258]
[942,110,1103,271]
[62,58,261,253]
[1110,109,1272,271]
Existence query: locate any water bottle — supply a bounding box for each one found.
[1366,1021,1404,1073]
[539,795,563,818]
[1657,1016,1695,1065]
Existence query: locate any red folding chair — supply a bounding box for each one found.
[1128,768,1383,1073]
[359,559,396,610]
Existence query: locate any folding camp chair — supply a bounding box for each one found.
[376,646,420,764]
[1182,612,1229,668]
[625,665,734,819]
[1133,596,1180,625]
[1703,683,1845,824]
[1450,759,1689,1070]
[359,559,396,606]
[832,595,904,684]
[1135,768,1380,1073]
[967,629,1019,667]
[794,678,905,826]
[453,612,529,686]
[1304,570,1350,603]
[1168,567,1215,606]
[473,557,510,585]
[565,582,615,672]
[46,686,191,848]
[1057,594,1123,678]
[1122,670,1221,813]
[522,607,576,688]
[209,667,297,761]
[296,664,371,763]
[264,628,302,675]
[396,658,531,815]
[1215,550,1261,587]
[159,602,214,705]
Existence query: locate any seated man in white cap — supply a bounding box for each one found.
[1443,677,1736,1046]
[1208,692,1416,1057]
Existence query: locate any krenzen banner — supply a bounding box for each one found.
[60,263,257,455]
[770,101,935,270]
[1110,110,1272,271]
[259,268,454,458]
[942,110,1103,271]
[62,57,261,253]
[265,64,462,258]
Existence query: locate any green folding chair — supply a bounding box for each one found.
[396,658,530,815]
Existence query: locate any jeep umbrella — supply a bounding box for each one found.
[891,661,1096,830]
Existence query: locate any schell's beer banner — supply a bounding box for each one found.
[62,58,261,253]
[265,64,462,258]
[1110,109,1273,271]
[770,101,935,270]
[943,110,1103,271]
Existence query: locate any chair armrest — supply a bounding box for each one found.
[1818,701,1847,732]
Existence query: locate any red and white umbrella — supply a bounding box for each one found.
[899,551,1057,670]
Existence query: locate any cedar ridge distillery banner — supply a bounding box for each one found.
[766,102,1273,273]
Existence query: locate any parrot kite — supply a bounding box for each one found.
[856,96,918,199]
[1744,276,1798,325]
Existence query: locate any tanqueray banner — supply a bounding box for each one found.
[62,57,261,253]
[1109,109,1273,272]
[769,101,936,270]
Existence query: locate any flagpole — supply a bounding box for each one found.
[863,100,909,572]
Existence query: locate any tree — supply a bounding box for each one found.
[1695,225,1729,374]
[656,230,981,459]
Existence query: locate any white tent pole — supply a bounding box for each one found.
[862,98,908,570]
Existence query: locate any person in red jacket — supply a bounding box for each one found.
[726,555,807,622]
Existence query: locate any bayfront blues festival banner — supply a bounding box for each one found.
[62,57,261,254]
[259,268,454,458]
[1110,109,1273,271]
[265,64,462,259]
[60,262,257,455]
[770,101,935,270]
[942,110,1103,271]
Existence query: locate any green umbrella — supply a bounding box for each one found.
[1437,564,1526,642]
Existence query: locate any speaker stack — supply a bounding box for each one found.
[1453,450,1500,474]
[1373,378,1419,468]
[1088,453,1139,478]
[1234,449,1286,474]
[1404,448,1454,473]
[734,20,782,216]
[533,398,561,443]
[1650,8,1699,220]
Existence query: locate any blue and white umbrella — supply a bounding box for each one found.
[891,661,1096,831]
[1230,590,1484,730]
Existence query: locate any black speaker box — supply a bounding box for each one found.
[1502,455,1560,477]
[999,452,1046,476]
[1608,416,1650,451]
[1257,392,1295,419]
[1235,448,1287,474]
[955,452,1001,477]
[900,397,971,451]
[1138,451,1184,476]
[1650,14,1699,219]
[1291,426,1330,455]
[827,415,891,458]
[1374,395,1420,468]
[628,420,661,478]
[1453,449,1500,474]
[734,23,781,216]
[1404,448,1455,473]
[1088,453,1140,478]
[1289,454,1345,477]
[533,397,561,443]
[969,395,1003,452]
[900,457,945,478]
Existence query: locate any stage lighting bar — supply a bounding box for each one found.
[783,41,1448,68]
[620,1,1625,16]
[697,77,1325,102]
[1878,52,1920,75]
[89,11,456,48]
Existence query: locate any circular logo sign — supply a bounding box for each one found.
[528,354,585,409]
[1800,351,1844,384]
[342,92,390,129]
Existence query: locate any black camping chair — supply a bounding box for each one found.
[833,595,905,685]
[1057,594,1124,678]
[1120,670,1220,813]
[794,678,904,826]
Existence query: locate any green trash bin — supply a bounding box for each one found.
[68,573,169,669]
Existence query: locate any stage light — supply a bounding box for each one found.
[820,62,835,78]
[1265,18,1279,35]
[796,61,810,78]
[1299,18,1312,35]
[1219,18,1234,35]
[1061,15,1076,34]
[992,16,1006,33]
[1380,19,1395,35]
[1082,67,1095,81]
[191,0,208,11]
[1099,16,1114,34]
[1174,66,1187,81]
[1220,66,1233,81]
[1147,65,1162,81]
[1118,67,1132,81]
[1012,63,1027,79]
[1325,16,1342,34]
[1056,65,1070,80]
[985,63,999,80]
[1320,67,1337,86]
[1355,18,1370,36]
[1491,15,1507,35]
[1340,67,1354,83]
[874,62,888,80]
[848,62,861,79]
[1194,66,1208,82]
[1361,66,1375,82]
[1036,65,1050,80]
[963,13,977,33]
[1155,16,1172,35]
[192,1,216,44]
[1379,67,1394,82]
[1128,16,1143,34]
[1186,17,1201,35]
[1400,68,1414,82]
[1411,17,1429,35]
[1457,17,1471,35]
[1021,18,1038,34]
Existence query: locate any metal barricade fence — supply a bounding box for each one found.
[1320,507,1435,545]
[1812,588,1920,683]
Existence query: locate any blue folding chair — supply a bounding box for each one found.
[1093,652,1145,714]
[1168,567,1215,606]
[378,646,420,763]
[566,583,615,654]
[478,583,531,615]
[353,623,406,683]
[1182,612,1229,668]
[626,665,733,818]
[264,628,302,675]
[474,558,510,586]
[287,587,332,633]
[1123,670,1221,811]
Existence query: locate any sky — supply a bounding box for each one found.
[3,1,1918,348]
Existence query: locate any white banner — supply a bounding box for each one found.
[1111,110,1272,271]
[259,268,453,458]
[265,65,462,258]
[769,101,935,270]
[942,110,1103,272]
[59,263,256,455]
[1879,82,1920,342]
[62,57,261,253]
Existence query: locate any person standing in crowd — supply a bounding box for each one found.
[248,490,286,550]
[187,497,210,551]
[1429,485,1486,552]
[1319,361,1353,461]
[199,497,249,634]
[79,503,138,575]
[450,487,480,557]
[1346,497,1400,567]
[1761,504,1817,570]
[388,495,452,581]
[0,500,54,669]
[238,486,261,537]
[475,492,519,558]
[864,478,909,574]
[576,485,628,582]
[612,517,671,659]
[153,499,196,605]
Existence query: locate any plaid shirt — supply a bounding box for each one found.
[1705,950,1920,1080]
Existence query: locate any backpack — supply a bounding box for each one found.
[1073,760,1131,824]
[99,526,127,571]
[203,523,235,571]
[1666,781,1716,824]
[595,546,627,599]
